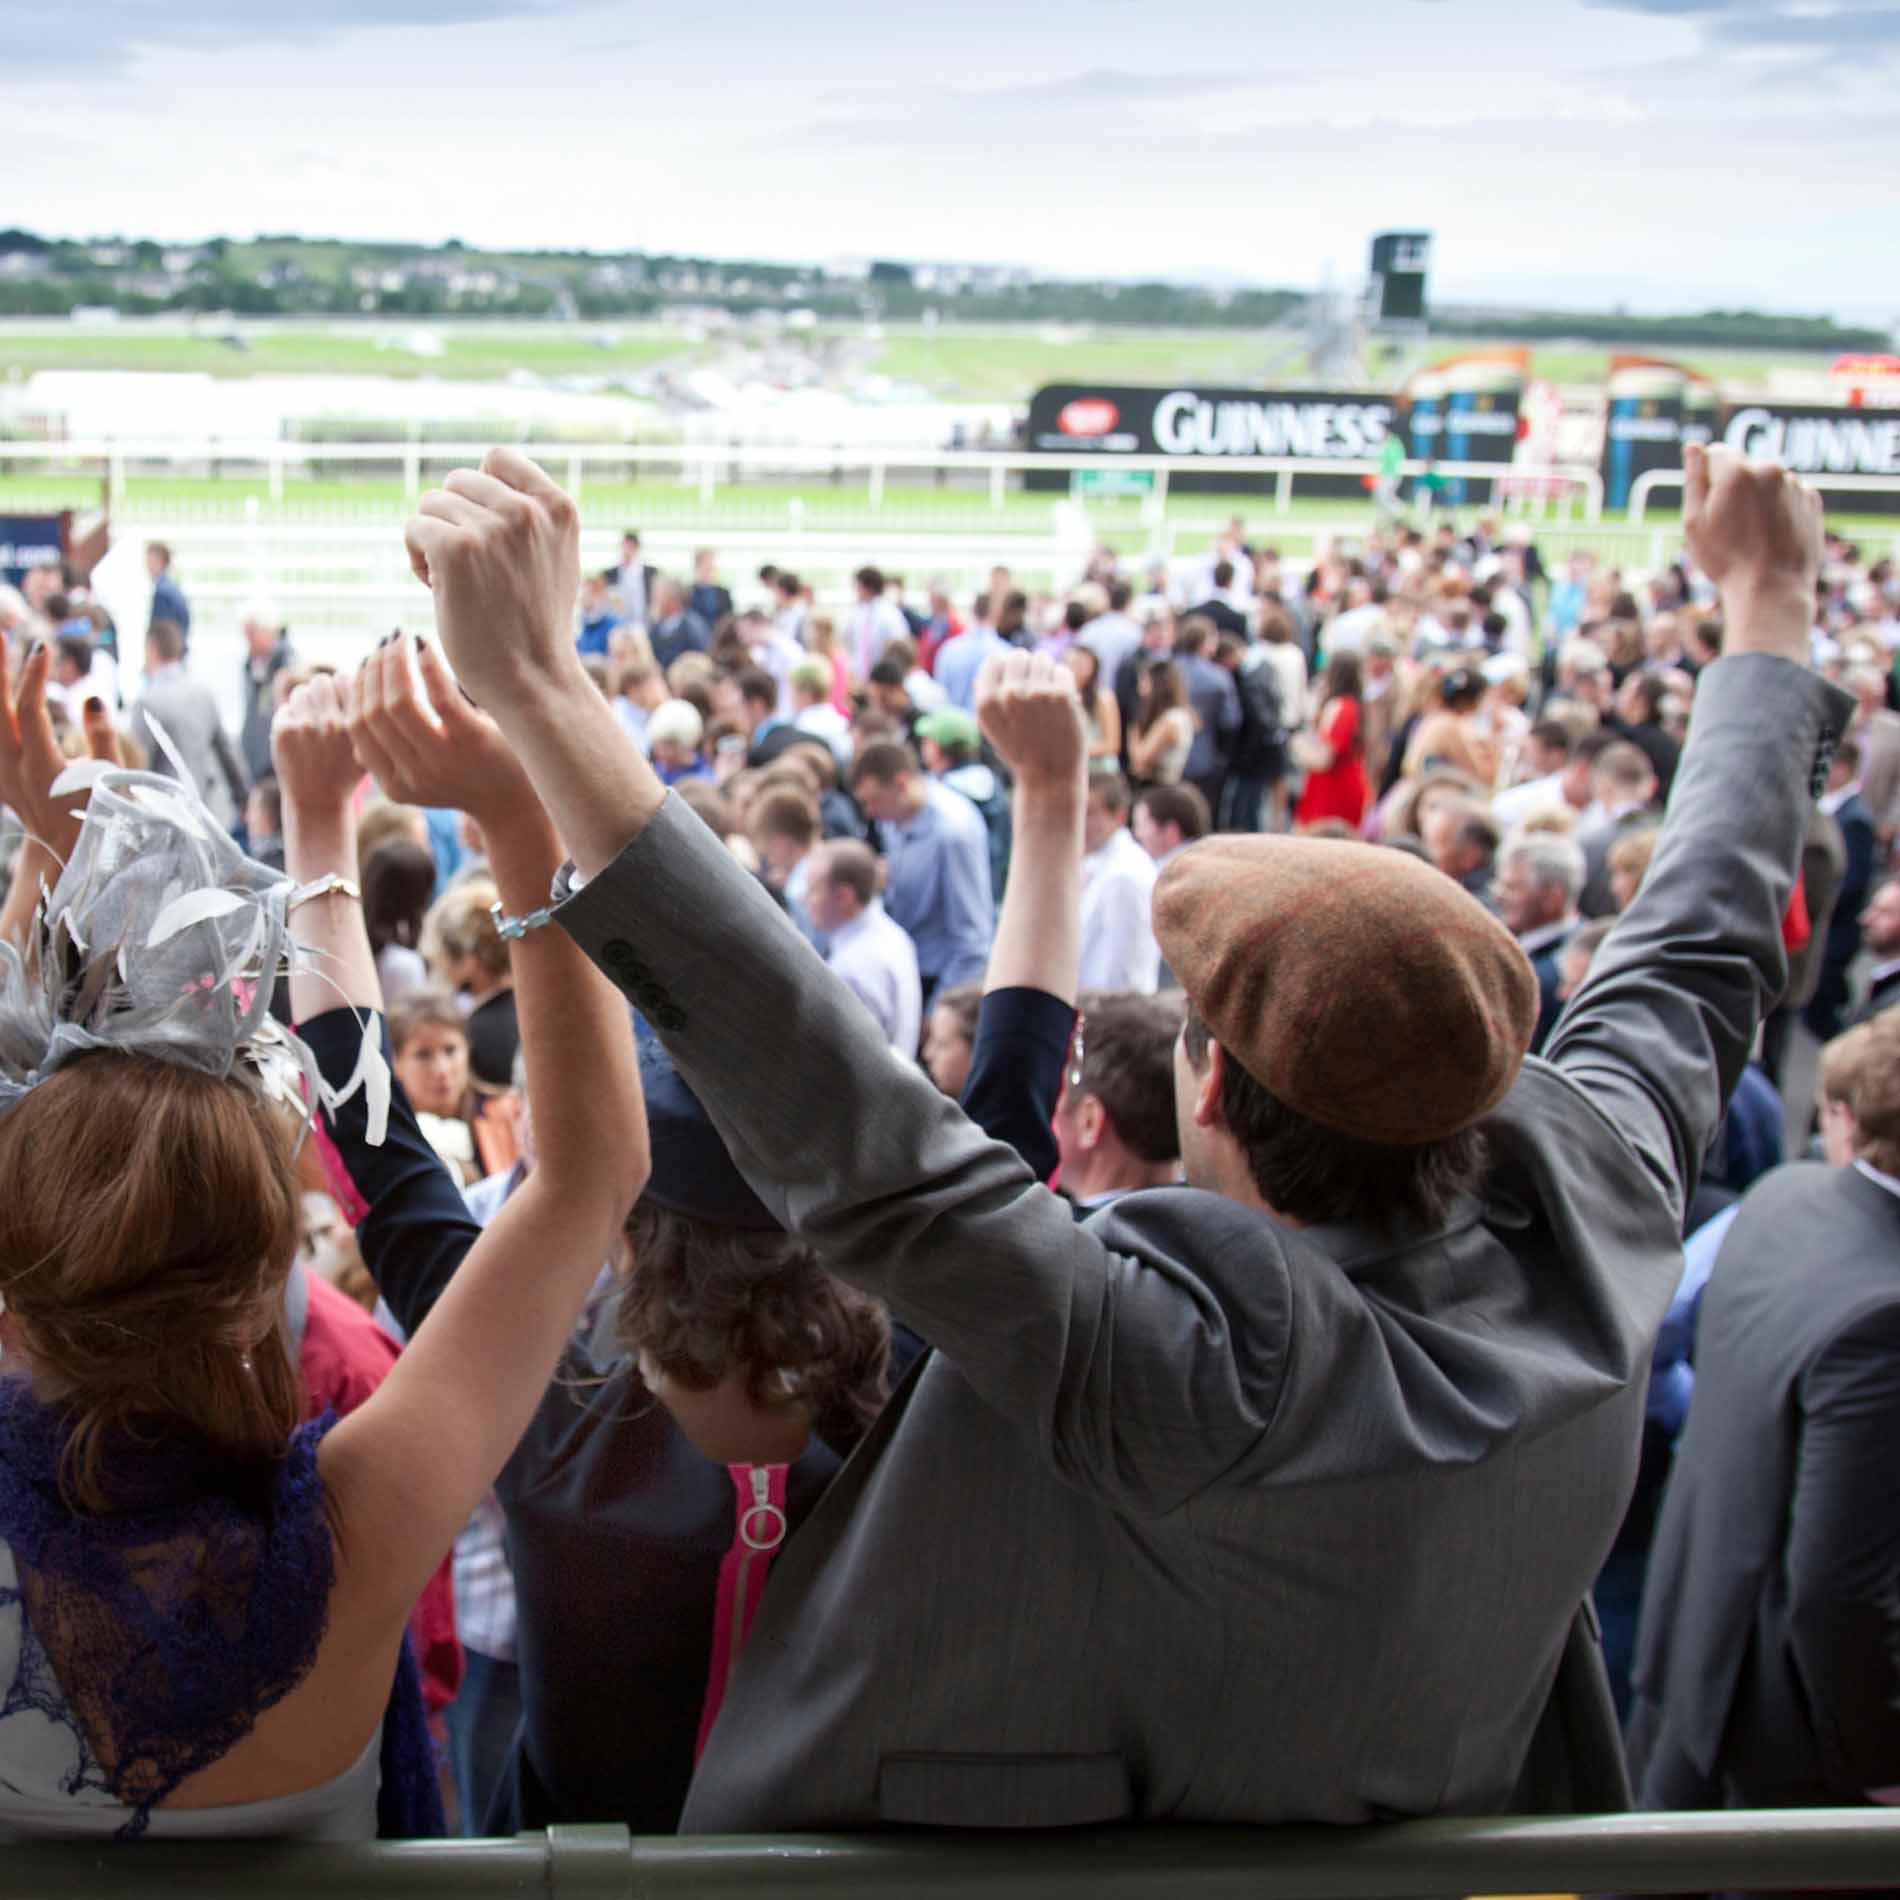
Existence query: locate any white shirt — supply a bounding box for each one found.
[1079,825,1160,993]
[614,560,649,629]
[1490,770,1571,832]
[1324,603,1385,654]
[793,701,853,767]
[1854,1159,1900,1201]
[1819,780,1863,818]
[826,898,923,1060]
[847,596,909,683]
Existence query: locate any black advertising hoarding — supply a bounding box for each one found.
[1025,384,1399,496]
[1720,403,1900,512]
[1594,400,1900,516]
[1401,352,1525,506]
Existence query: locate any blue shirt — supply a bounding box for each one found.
[883,781,995,989]
[150,573,191,640]
[577,611,621,658]
[934,626,1009,711]
[650,612,712,673]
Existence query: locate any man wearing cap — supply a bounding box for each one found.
[916,705,1011,903]
[412,441,1849,1832]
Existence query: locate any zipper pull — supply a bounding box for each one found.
[738,1464,788,1552]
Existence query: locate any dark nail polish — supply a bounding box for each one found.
[84,697,105,716]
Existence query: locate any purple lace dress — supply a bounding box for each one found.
[0,1376,405,1841]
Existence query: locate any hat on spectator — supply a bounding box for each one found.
[636,1019,779,1230]
[915,708,980,752]
[1153,837,1538,1145]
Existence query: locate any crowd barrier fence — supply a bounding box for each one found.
[3,1811,1900,1898]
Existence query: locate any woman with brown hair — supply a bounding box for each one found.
[1125,655,1195,787]
[1062,643,1122,764]
[1292,652,1371,830]
[360,837,435,1005]
[384,986,518,1187]
[0,633,645,1839]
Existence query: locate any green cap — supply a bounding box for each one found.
[916,707,981,751]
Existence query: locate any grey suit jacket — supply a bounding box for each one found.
[555,655,1848,1833]
[1627,1161,1900,1809]
[132,664,248,825]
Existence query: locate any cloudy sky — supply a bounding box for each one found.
[5,0,1895,319]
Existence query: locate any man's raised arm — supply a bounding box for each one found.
[1544,445,1852,1223]
[406,462,1285,1513]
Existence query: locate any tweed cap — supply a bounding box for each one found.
[1153,835,1538,1145]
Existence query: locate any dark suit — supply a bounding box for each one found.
[554,655,1850,1831]
[1856,962,1900,1026]
[1804,791,1875,1042]
[1188,597,1248,641]
[1628,1161,1900,1810]
[1523,926,1576,1056]
[689,583,733,629]
[649,611,712,674]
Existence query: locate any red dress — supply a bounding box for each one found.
[1295,694,1371,830]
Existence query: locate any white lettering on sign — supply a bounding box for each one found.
[1152,391,1395,459]
[1724,407,1900,475]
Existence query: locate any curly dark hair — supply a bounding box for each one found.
[616,1199,891,1446]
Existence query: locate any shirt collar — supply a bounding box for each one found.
[1819,782,1861,816]
[1853,1159,1900,1203]
[1516,918,1574,956]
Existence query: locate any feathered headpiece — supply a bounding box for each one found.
[0,754,387,1142]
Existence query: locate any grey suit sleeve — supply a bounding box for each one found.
[1543,656,1851,1226]
[1785,1301,1900,1797]
[555,796,1289,1516]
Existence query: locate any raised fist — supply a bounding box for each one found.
[1683,442,1823,663]
[403,449,582,707]
[975,650,1087,791]
[272,672,363,819]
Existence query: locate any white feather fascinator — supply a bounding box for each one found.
[0,756,388,1142]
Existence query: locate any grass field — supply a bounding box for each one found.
[0,319,1848,404]
[6,469,1895,554]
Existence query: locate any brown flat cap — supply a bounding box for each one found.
[1153,836,1538,1146]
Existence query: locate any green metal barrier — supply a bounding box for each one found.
[1,1814,1898,1899]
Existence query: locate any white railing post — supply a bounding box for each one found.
[1276,466,1294,515]
[699,454,716,506]
[566,454,584,504]
[989,461,1006,512]
[107,445,127,518]
[402,439,421,504]
[869,461,885,513]
[268,446,285,506]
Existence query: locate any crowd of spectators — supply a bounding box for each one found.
[0,447,1895,1849]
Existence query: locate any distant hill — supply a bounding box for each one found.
[0,228,1883,355]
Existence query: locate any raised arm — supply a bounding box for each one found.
[408,463,1287,1513]
[956,654,1086,1179]
[1544,446,1852,1225]
[278,639,647,1628]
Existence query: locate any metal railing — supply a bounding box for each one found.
[1,1812,1898,1897]
[1629,465,1900,524]
[0,437,1608,522]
